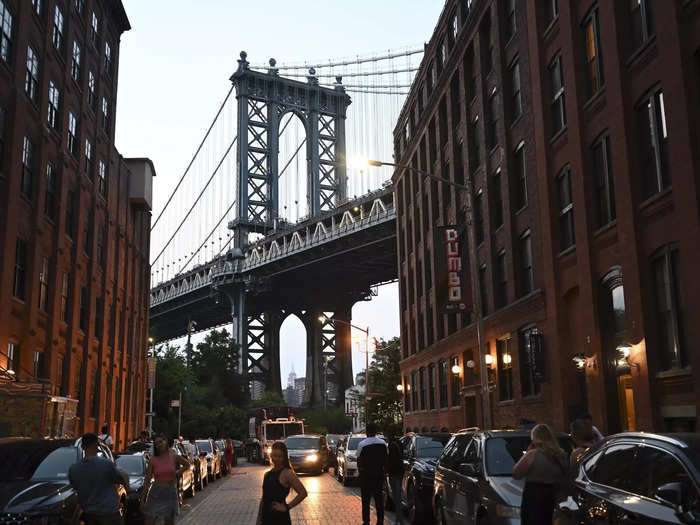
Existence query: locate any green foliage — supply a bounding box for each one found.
[248,391,285,408]
[367,337,403,437]
[297,407,352,435]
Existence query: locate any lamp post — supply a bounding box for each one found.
[147,337,155,437]
[319,315,370,424]
[367,159,491,430]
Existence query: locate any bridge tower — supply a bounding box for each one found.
[223,52,354,406]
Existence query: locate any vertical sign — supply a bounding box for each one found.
[147,356,156,389]
[434,225,467,314]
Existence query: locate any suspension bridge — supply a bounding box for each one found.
[149,47,422,405]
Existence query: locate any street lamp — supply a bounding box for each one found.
[396,384,403,392]
[451,363,461,375]
[365,158,491,430]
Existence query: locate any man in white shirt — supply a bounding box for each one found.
[98,425,114,450]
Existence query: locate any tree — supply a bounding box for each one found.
[297,407,352,434]
[249,391,285,408]
[367,337,403,437]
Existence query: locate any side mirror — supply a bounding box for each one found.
[655,482,683,509]
[457,463,479,477]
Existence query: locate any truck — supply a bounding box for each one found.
[246,406,304,463]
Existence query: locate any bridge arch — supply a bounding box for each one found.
[278,110,309,223]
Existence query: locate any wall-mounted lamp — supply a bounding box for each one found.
[396,384,403,392]
[484,354,494,367]
[406,384,411,391]
[451,364,461,375]
[616,345,638,370]
[502,353,512,366]
[466,360,476,369]
[572,353,596,370]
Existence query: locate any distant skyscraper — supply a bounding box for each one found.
[287,365,297,390]
[294,377,306,406]
[251,380,265,401]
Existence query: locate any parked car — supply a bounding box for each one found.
[183,440,208,490]
[196,438,221,481]
[554,432,700,525]
[0,437,127,523]
[336,434,366,486]
[232,439,244,458]
[285,434,330,475]
[391,433,451,523]
[215,440,229,475]
[115,452,151,521]
[433,429,572,525]
[326,434,344,468]
[172,442,196,501]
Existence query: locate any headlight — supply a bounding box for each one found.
[266,447,272,455]
[496,505,520,518]
[305,454,319,462]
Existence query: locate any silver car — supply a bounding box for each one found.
[335,434,366,486]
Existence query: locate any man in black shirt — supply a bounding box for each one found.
[386,433,404,525]
[357,423,388,525]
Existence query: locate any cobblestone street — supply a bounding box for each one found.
[177,460,397,524]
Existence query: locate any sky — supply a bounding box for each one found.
[115,1,444,388]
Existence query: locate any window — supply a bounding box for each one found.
[557,167,575,251]
[25,46,39,103]
[101,97,110,134]
[512,142,527,210]
[47,81,60,129]
[88,71,96,109]
[38,256,49,311]
[104,41,112,74]
[79,286,88,332]
[505,0,516,41]
[411,370,418,410]
[490,170,503,230]
[97,160,105,195]
[0,2,12,64]
[89,368,97,417]
[589,444,637,490]
[56,356,64,394]
[519,327,541,397]
[68,112,78,156]
[21,136,33,198]
[33,351,42,378]
[97,225,105,268]
[13,238,27,300]
[419,367,426,410]
[509,61,522,122]
[451,74,461,127]
[451,15,458,41]
[75,0,84,15]
[438,359,448,408]
[65,189,75,237]
[6,343,17,374]
[592,134,615,228]
[630,0,654,52]
[84,138,92,178]
[52,5,63,51]
[428,364,436,409]
[546,0,559,24]
[451,356,461,405]
[474,191,484,244]
[583,8,604,98]
[479,264,488,315]
[90,12,98,46]
[71,40,81,83]
[82,211,91,254]
[497,338,513,401]
[520,231,534,295]
[652,246,686,370]
[549,55,566,135]
[486,90,499,149]
[480,19,493,74]
[60,272,69,322]
[495,250,507,308]
[44,162,56,218]
[637,89,669,199]
[94,296,102,340]
[468,117,480,173]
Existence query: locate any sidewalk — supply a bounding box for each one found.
[178,461,396,524]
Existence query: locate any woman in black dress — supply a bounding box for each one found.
[260,441,308,524]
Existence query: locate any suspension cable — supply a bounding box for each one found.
[178,199,237,274]
[151,136,237,266]
[271,66,418,79]
[151,85,235,231]
[320,83,413,89]
[278,139,306,179]
[346,89,409,95]
[252,47,424,70]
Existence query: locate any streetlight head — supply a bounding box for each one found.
[148,337,154,344]
[396,384,403,392]
[367,159,383,167]
[451,364,461,375]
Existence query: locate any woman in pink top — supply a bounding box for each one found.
[140,434,190,525]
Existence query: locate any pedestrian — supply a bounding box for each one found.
[139,430,150,442]
[98,425,114,451]
[570,419,597,465]
[386,432,404,525]
[260,441,308,525]
[140,434,190,525]
[357,423,388,525]
[225,439,235,469]
[68,432,129,525]
[581,412,604,442]
[512,424,568,525]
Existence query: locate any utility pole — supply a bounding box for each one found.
[364,326,370,427]
[177,391,182,437]
[147,337,155,437]
[368,160,491,430]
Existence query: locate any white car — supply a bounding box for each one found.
[335,434,366,486]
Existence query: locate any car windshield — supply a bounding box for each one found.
[196,441,212,453]
[347,437,363,450]
[485,435,572,476]
[116,455,145,476]
[266,424,285,441]
[416,436,450,458]
[0,443,78,481]
[285,422,303,437]
[285,437,319,450]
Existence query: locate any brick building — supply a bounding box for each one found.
[0,0,154,448]
[394,0,700,435]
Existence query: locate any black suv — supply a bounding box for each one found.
[433,429,572,524]
[555,432,700,524]
[285,435,330,475]
[388,433,451,523]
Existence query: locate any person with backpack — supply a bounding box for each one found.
[386,433,404,525]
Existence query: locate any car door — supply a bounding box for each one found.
[453,437,479,524]
[438,435,468,525]
[401,437,416,507]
